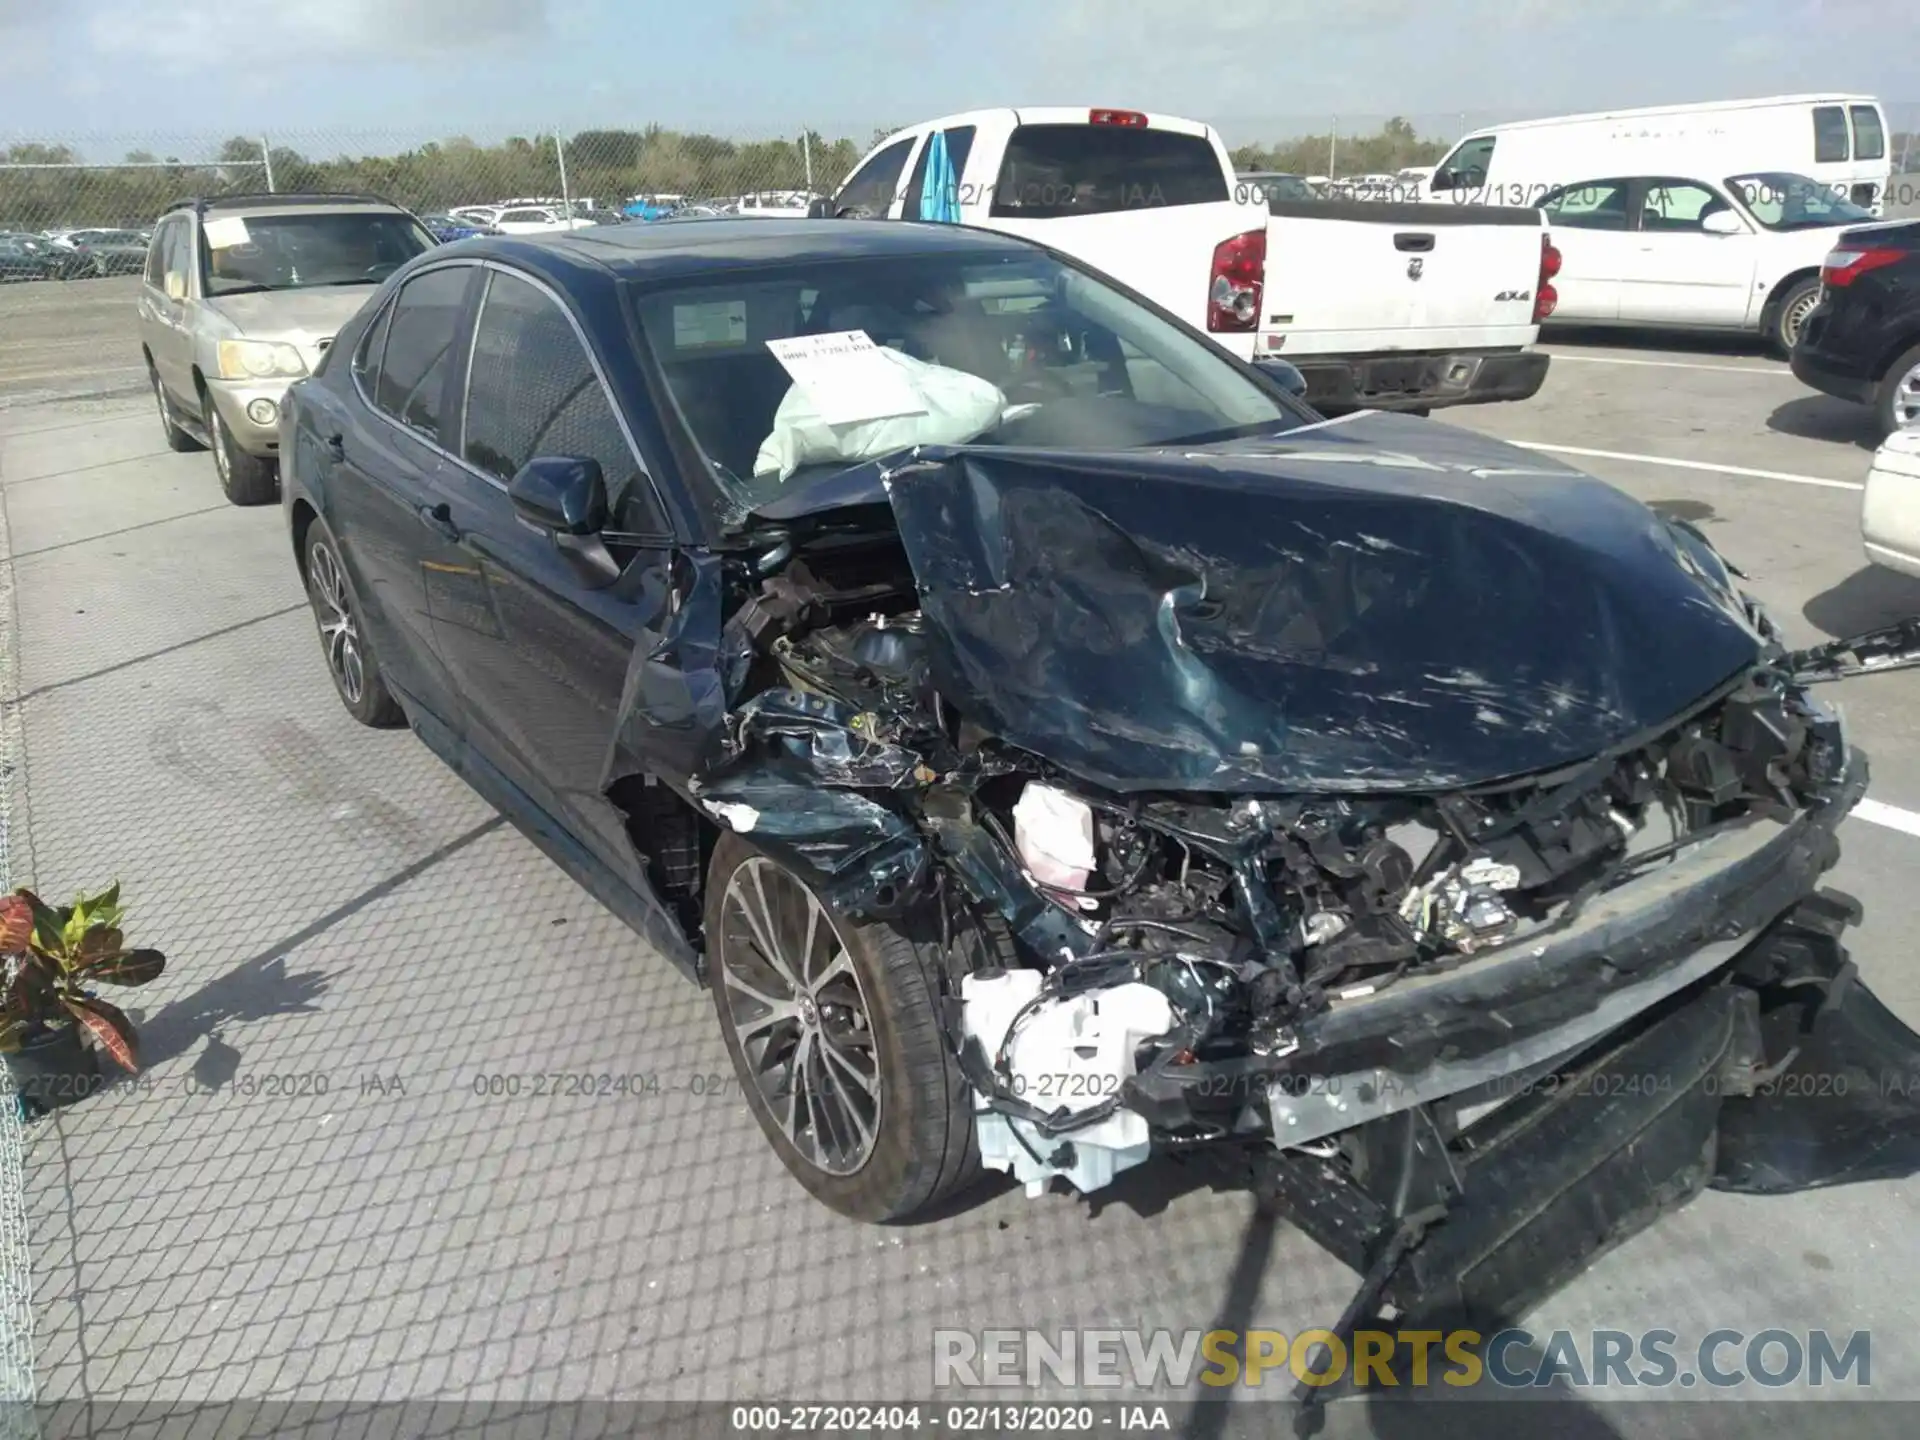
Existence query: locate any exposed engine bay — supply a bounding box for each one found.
[636,417,1920,1344]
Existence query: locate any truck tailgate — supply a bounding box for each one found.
[987,199,1263,337]
[1259,199,1546,356]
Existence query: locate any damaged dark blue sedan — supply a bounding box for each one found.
[280,218,1920,1338]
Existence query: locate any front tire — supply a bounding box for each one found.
[303,522,405,728]
[706,833,981,1222]
[1768,276,1821,357]
[207,400,278,505]
[1875,342,1920,436]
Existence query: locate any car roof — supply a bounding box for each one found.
[171,194,410,222]
[448,219,1037,285]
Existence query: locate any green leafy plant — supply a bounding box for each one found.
[0,883,166,1071]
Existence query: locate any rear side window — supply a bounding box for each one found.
[1850,105,1886,162]
[835,137,915,217]
[902,126,979,220]
[989,124,1229,218]
[1539,179,1631,230]
[461,270,661,529]
[373,265,469,441]
[1433,136,1496,191]
[1813,106,1850,164]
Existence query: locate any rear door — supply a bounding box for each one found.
[1616,177,1758,327]
[970,114,1253,334]
[1538,179,1636,322]
[141,216,194,401]
[423,264,680,885]
[327,261,479,728]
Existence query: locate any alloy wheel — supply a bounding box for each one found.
[717,856,881,1176]
[1895,360,1920,431]
[307,540,367,706]
[1781,290,1818,350]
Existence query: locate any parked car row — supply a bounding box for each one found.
[0,227,152,280]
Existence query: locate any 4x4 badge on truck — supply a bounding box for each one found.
[1495,288,1532,302]
[1406,257,1424,280]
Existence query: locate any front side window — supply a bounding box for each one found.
[461,270,661,529]
[834,137,915,217]
[902,126,979,221]
[632,248,1311,520]
[372,265,470,441]
[162,219,191,288]
[144,218,174,285]
[201,210,433,298]
[1635,180,1729,233]
[1433,136,1496,191]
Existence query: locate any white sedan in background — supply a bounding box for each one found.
[1863,428,1920,578]
[490,206,596,236]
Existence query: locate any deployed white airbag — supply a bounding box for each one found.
[753,339,1010,482]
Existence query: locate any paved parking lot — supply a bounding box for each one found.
[5,276,1920,1435]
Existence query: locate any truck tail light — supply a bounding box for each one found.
[1090,109,1149,127]
[1821,245,1904,287]
[1533,233,1560,322]
[1208,228,1266,333]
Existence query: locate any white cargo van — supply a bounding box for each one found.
[1426,95,1893,215]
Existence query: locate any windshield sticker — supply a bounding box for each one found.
[202,216,251,249]
[765,330,929,426]
[673,300,747,350]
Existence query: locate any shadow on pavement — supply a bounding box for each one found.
[1766,395,1883,452]
[127,814,505,1077]
[1803,565,1920,640]
[1541,325,1774,361]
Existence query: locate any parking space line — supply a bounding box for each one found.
[1856,799,1920,841]
[13,603,306,703]
[1509,442,1865,492]
[1544,353,1791,377]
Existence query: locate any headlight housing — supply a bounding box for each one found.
[215,339,307,381]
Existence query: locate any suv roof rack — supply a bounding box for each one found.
[161,192,396,217]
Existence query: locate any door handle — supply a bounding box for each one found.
[1393,233,1436,253]
[417,502,461,542]
[323,433,346,462]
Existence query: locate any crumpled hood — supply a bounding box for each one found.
[879,411,1765,793]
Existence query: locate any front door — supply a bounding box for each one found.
[1617,178,1758,328]
[423,265,681,886]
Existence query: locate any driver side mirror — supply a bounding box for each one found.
[1253,357,1309,399]
[164,272,186,301]
[509,455,607,536]
[1700,209,1745,236]
[807,197,834,220]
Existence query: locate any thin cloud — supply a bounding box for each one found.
[85,0,548,68]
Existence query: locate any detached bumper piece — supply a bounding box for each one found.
[1292,348,1550,413]
[1244,892,1920,1399]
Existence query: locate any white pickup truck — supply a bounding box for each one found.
[823,106,1556,413]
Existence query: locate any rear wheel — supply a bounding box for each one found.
[207,400,278,505]
[1876,342,1920,436]
[706,833,981,1222]
[1768,276,1821,357]
[304,522,405,728]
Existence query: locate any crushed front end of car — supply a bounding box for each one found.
[648,412,1920,1334]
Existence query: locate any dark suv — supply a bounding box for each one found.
[1791,219,1920,436]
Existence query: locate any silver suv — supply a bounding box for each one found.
[137,194,435,504]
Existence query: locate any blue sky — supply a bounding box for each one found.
[0,0,1910,154]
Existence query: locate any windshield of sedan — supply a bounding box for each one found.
[632,249,1308,510]
[1727,172,1874,231]
[200,211,434,296]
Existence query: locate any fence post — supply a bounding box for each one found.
[260,137,275,193]
[802,131,813,192]
[1328,117,1338,178]
[554,131,573,215]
